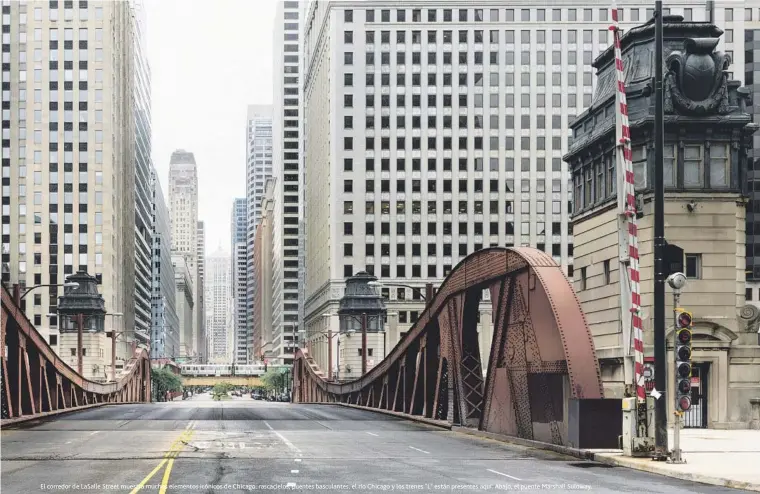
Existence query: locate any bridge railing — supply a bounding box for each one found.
[1,285,152,424]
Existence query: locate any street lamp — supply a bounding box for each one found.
[14,281,79,304]
[56,272,106,376]
[104,312,125,381]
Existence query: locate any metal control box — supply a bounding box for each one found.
[621,397,656,456]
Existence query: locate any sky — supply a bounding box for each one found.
[144,0,279,256]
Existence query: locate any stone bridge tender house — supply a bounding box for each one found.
[565,15,760,429]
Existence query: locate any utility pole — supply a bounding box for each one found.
[653,0,669,457]
[361,313,367,375]
[77,313,84,375]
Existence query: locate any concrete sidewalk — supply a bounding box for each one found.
[589,429,760,492]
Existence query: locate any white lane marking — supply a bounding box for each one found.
[487,469,522,481]
[294,458,302,462]
[409,446,430,454]
[89,431,100,436]
[263,421,302,454]
[65,441,72,444]
[366,432,379,437]
[291,470,299,474]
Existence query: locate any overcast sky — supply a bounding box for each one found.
[144,0,278,256]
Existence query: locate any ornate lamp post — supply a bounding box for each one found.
[57,271,106,376]
[337,271,386,377]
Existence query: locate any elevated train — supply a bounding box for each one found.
[179,364,267,377]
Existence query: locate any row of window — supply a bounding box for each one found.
[345,7,649,25]
[353,28,612,46]
[342,134,573,153]
[344,239,571,258]
[347,70,594,89]
[577,254,702,291]
[572,144,732,214]
[342,219,571,239]
[343,92,589,113]
[344,49,599,67]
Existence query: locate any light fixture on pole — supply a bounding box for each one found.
[105,312,125,382]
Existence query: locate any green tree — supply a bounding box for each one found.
[212,382,234,400]
[261,369,287,394]
[152,366,182,401]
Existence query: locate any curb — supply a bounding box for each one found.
[589,454,760,492]
[329,402,453,430]
[451,426,596,460]
[452,427,760,492]
[1,402,140,428]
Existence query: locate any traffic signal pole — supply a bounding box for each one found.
[653,1,669,458]
[671,289,684,463]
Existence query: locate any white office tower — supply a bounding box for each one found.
[168,150,200,360]
[230,198,248,364]
[301,1,711,373]
[205,248,233,363]
[272,0,303,366]
[1,0,139,381]
[245,105,273,358]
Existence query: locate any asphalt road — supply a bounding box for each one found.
[0,394,749,494]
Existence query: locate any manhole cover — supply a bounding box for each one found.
[568,462,614,469]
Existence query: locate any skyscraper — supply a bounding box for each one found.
[272,0,303,366]
[253,178,276,362]
[197,220,206,362]
[205,248,232,363]
[230,198,248,364]
[131,0,153,343]
[245,105,273,358]
[168,150,200,360]
[1,0,139,381]
[150,168,178,360]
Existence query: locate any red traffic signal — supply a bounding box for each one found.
[677,311,692,328]
[679,395,692,411]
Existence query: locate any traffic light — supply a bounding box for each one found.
[675,310,693,412]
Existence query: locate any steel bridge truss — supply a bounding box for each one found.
[293,247,604,445]
[1,286,151,423]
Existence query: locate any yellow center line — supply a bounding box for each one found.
[129,422,196,494]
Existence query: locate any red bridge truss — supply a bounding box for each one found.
[1,285,151,423]
[293,247,604,445]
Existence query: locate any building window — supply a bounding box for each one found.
[603,260,611,285]
[580,267,587,291]
[746,287,753,301]
[664,144,677,187]
[685,254,702,279]
[632,145,647,189]
[709,144,730,188]
[683,145,704,187]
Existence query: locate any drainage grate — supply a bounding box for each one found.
[568,462,614,469]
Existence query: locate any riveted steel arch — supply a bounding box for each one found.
[293,247,603,445]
